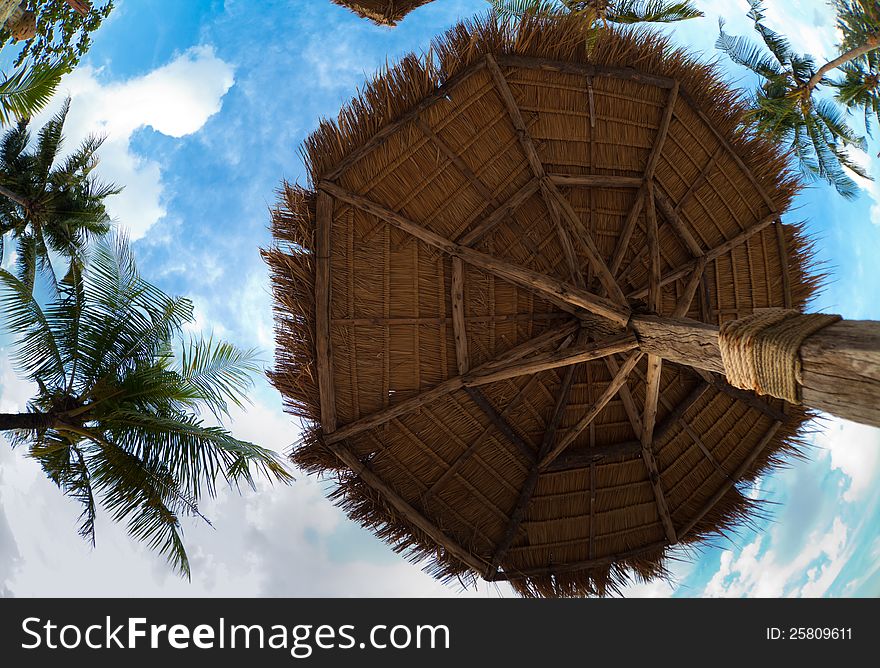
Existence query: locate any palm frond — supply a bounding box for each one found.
[177,337,260,419]
[0,63,66,126]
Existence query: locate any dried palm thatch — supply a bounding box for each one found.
[264,12,820,597]
[330,0,436,25]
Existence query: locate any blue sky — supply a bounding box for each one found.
[0,0,878,597]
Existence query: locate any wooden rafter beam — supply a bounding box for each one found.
[495,55,678,90]
[627,210,778,300]
[327,440,488,574]
[543,440,643,472]
[451,258,470,375]
[325,331,634,445]
[546,377,711,474]
[492,540,670,580]
[458,177,541,246]
[653,185,704,259]
[678,420,783,539]
[543,182,585,287]
[672,255,708,319]
[641,182,677,543]
[653,379,710,445]
[543,179,629,305]
[464,387,536,465]
[540,350,643,468]
[645,81,679,181]
[609,186,645,278]
[676,145,722,214]
[604,355,643,437]
[485,54,546,180]
[607,83,676,285]
[319,181,631,325]
[326,59,487,181]
[548,174,643,188]
[316,192,338,433]
[425,334,576,499]
[416,116,499,206]
[486,356,579,578]
[695,369,788,423]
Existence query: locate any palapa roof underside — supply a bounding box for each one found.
[330,0,436,25]
[264,13,820,597]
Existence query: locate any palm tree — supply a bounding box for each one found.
[828,1,880,141]
[0,61,66,126]
[0,97,119,291]
[0,236,292,577]
[488,0,702,24]
[715,1,869,198]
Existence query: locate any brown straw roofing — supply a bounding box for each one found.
[330,0,436,25]
[264,13,820,597]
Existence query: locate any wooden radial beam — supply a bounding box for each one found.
[425,335,577,500]
[486,351,581,579]
[485,54,546,180]
[319,181,631,325]
[326,439,488,574]
[315,191,338,433]
[608,80,678,280]
[627,210,779,300]
[540,350,644,468]
[325,332,637,445]
[641,180,677,544]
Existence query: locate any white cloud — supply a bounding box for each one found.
[34,46,235,240]
[814,417,880,502]
[703,518,849,598]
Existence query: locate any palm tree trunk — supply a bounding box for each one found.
[0,183,29,209]
[806,34,880,93]
[0,412,54,431]
[630,314,880,428]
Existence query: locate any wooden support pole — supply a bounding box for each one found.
[642,183,677,543]
[631,315,880,428]
[319,181,631,325]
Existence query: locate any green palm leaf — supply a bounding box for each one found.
[0,62,66,126]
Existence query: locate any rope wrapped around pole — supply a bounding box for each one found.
[718,309,841,403]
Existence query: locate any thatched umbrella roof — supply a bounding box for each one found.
[264,13,819,597]
[330,0,435,26]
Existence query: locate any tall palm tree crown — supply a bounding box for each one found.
[717,0,880,198]
[488,0,702,24]
[0,98,120,291]
[0,237,292,576]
